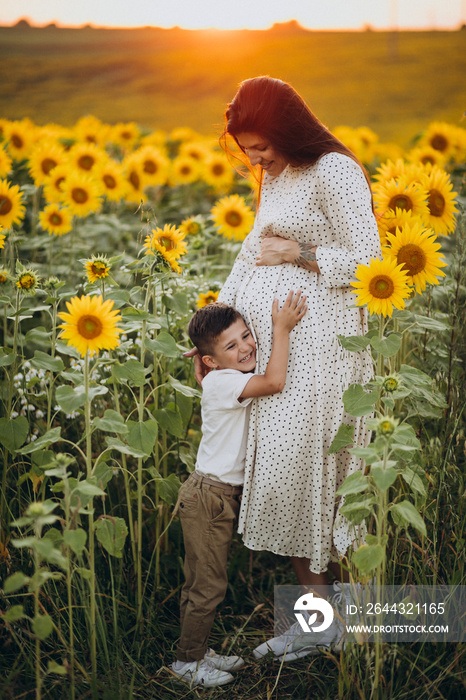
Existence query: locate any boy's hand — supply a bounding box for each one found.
[272,290,307,332]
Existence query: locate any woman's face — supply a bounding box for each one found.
[236,132,288,177]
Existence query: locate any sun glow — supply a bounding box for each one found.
[1,0,462,31]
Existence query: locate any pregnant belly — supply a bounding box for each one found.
[234,264,360,365]
[236,264,319,325]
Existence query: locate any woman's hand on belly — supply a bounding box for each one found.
[256,235,320,274]
[256,236,300,266]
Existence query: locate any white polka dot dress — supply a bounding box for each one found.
[218,153,382,574]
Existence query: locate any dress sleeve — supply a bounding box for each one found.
[314,154,381,288]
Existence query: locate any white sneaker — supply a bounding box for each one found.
[170,658,234,687]
[204,648,245,672]
[253,619,338,663]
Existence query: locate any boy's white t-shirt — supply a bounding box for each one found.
[195,368,254,485]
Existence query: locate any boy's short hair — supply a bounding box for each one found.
[188,302,243,357]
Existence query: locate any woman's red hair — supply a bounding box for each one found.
[220,76,372,200]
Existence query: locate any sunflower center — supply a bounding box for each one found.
[225,210,242,227]
[72,187,89,204]
[78,155,95,171]
[160,237,175,250]
[19,274,35,290]
[42,157,58,175]
[397,244,427,276]
[430,134,448,152]
[50,213,63,226]
[90,262,108,277]
[180,165,192,176]
[388,194,412,212]
[0,196,12,216]
[427,189,445,217]
[129,171,140,189]
[143,159,158,174]
[368,274,395,299]
[121,131,132,140]
[77,314,103,339]
[103,174,116,189]
[55,176,66,191]
[421,155,435,165]
[186,222,200,235]
[0,272,7,283]
[212,164,225,176]
[11,134,24,149]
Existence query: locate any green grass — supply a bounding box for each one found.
[0,25,465,145]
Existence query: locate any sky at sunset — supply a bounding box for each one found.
[1,0,464,30]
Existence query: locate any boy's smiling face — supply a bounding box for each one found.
[202,318,256,373]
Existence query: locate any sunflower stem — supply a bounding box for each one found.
[136,275,151,628]
[84,352,97,693]
[63,472,76,700]
[111,366,136,566]
[46,298,58,432]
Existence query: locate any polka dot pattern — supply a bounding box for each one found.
[218,153,381,574]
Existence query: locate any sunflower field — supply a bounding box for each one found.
[0,115,465,699]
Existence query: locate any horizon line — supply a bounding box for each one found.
[1,17,463,33]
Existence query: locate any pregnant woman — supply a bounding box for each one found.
[196,76,381,657]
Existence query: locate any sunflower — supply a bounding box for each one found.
[210,194,255,241]
[372,142,404,164]
[4,119,35,161]
[136,145,170,186]
[373,159,407,183]
[38,123,73,143]
[61,172,102,217]
[351,256,411,317]
[196,290,219,308]
[0,146,12,178]
[406,145,447,169]
[140,130,168,149]
[69,142,106,174]
[382,222,447,294]
[170,127,200,143]
[377,207,420,247]
[73,115,109,145]
[372,176,429,220]
[179,216,203,236]
[0,268,10,284]
[203,153,235,191]
[28,141,66,186]
[419,166,458,236]
[58,294,122,357]
[0,179,26,231]
[420,121,460,161]
[110,122,140,150]
[0,233,5,249]
[39,203,73,236]
[94,160,128,202]
[122,153,147,203]
[16,268,40,295]
[43,164,70,204]
[144,224,187,259]
[143,224,187,273]
[171,156,201,185]
[332,126,362,159]
[179,140,211,162]
[84,255,112,283]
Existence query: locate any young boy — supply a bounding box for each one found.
[171,290,307,687]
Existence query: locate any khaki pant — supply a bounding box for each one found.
[177,472,242,662]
